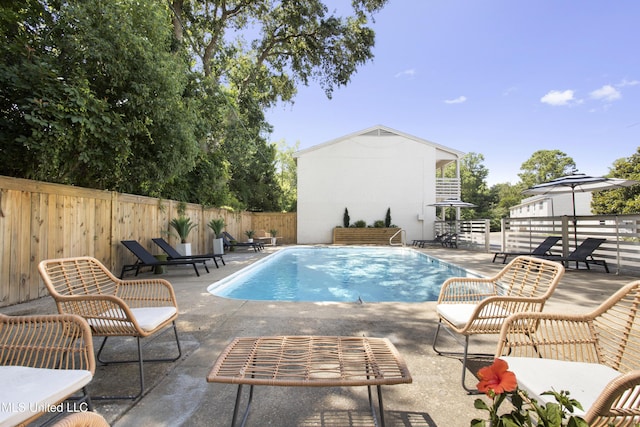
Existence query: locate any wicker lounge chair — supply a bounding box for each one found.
[538,237,609,273]
[152,237,225,269]
[496,280,640,426]
[0,313,95,426]
[222,232,264,252]
[492,236,561,263]
[120,239,206,278]
[38,256,182,400]
[432,255,565,393]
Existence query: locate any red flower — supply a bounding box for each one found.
[477,358,518,396]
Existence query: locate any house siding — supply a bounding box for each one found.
[295,126,462,244]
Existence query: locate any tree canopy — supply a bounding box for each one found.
[0,0,387,210]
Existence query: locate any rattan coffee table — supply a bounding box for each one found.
[207,336,412,427]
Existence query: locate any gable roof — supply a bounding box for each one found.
[293,125,465,161]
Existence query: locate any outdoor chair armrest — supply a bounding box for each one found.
[115,278,178,307]
[437,277,500,304]
[586,370,640,424]
[496,311,600,362]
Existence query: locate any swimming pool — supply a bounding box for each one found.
[207,246,478,303]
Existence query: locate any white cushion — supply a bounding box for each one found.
[88,306,176,332]
[437,303,512,329]
[502,357,622,416]
[0,366,92,427]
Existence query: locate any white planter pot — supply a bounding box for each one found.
[271,237,277,246]
[247,238,253,243]
[176,242,191,256]
[213,238,224,255]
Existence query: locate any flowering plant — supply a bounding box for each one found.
[471,359,588,427]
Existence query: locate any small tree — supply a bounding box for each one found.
[343,208,350,228]
[385,208,392,227]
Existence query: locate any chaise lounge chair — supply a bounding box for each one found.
[222,232,264,252]
[492,236,561,263]
[537,237,609,273]
[120,240,206,278]
[412,233,449,248]
[152,237,225,269]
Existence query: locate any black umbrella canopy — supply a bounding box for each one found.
[428,198,477,208]
[523,173,637,246]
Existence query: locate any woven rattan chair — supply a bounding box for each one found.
[38,256,182,400]
[51,411,110,427]
[496,280,640,426]
[432,255,565,393]
[0,313,95,427]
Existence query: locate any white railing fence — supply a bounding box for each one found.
[435,215,640,275]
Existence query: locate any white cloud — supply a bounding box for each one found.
[444,96,467,104]
[394,69,416,78]
[618,79,639,87]
[540,89,575,106]
[590,84,621,102]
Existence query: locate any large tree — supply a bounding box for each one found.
[591,148,640,214]
[518,149,576,189]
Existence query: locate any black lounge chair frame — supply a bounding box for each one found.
[492,236,561,264]
[120,240,206,278]
[538,237,609,273]
[152,238,225,269]
[222,232,264,252]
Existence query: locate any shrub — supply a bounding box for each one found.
[354,220,367,228]
[373,220,385,228]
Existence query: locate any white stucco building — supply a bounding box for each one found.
[510,193,593,218]
[294,125,465,244]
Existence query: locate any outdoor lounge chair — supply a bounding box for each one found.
[496,280,640,426]
[38,256,182,400]
[492,236,561,263]
[120,239,206,278]
[1,313,95,427]
[441,232,458,248]
[222,231,264,252]
[432,255,564,393]
[538,237,609,273]
[152,237,225,269]
[412,233,448,248]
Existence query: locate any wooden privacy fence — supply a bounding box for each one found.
[0,176,296,307]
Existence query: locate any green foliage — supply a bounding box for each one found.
[269,229,278,237]
[353,220,366,228]
[244,230,255,238]
[373,220,385,228]
[343,208,350,228]
[170,216,197,243]
[207,218,226,238]
[385,208,392,227]
[591,148,640,214]
[518,150,577,189]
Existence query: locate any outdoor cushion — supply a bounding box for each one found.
[88,306,177,332]
[0,366,93,427]
[502,357,622,416]
[436,303,512,329]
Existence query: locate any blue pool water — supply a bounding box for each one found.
[207,246,478,303]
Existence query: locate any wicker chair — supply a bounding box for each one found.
[38,256,182,400]
[496,280,640,426]
[51,411,110,427]
[0,313,95,427]
[432,255,565,393]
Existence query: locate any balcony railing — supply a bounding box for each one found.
[435,178,461,200]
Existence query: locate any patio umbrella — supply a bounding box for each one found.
[522,173,637,246]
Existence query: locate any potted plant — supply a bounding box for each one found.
[269,229,278,246]
[208,218,226,255]
[170,216,197,256]
[244,230,255,243]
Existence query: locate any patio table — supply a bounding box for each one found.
[206,335,412,427]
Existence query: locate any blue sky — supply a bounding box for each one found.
[265,1,640,186]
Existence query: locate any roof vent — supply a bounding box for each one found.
[361,128,396,137]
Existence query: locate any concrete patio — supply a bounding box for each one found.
[2,246,635,427]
